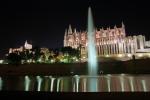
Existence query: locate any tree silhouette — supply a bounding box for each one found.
[6,52,22,65]
[32,46,42,62]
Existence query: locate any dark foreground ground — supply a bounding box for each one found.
[0,59,150,76]
[0,92,150,100]
[0,59,150,99]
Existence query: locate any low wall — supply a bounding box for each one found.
[0,59,150,76]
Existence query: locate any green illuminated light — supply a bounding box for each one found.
[25,76,30,91]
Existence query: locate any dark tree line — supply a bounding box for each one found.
[6,46,80,64]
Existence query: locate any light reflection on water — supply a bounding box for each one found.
[25,76,30,91]
[0,77,2,90]
[0,74,150,92]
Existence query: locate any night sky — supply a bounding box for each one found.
[0,0,150,56]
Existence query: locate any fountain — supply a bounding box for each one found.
[24,75,30,91]
[36,76,42,91]
[87,7,98,92]
[49,76,55,92]
[1,7,150,92]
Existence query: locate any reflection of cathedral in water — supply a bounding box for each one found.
[64,23,150,58]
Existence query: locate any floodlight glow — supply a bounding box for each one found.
[83,56,86,59]
[107,77,111,92]
[76,59,79,62]
[138,54,143,57]
[24,76,30,91]
[36,76,42,91]
[38,59,42,62]
[50,78,55,92]
[129,77,134,92]
[0,77,2,91]
[105,55,110,57]
[147,53,150,57]
[51,59,54,63]
[83,78,87,92]
[118,54,123,57]
[127,54,132,57]
[120,76,125,92]
[0,60,3,64]
[56,78,61,92]
[141,80,147,92]
[74,75,80,92]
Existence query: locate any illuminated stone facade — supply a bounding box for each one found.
[9,40,32,53]
[64,23,150,58]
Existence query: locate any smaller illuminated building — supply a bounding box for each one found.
[9,40,32,54]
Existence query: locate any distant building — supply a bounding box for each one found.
[64,23,150,60]
[9,40,32,53]
[24,40,32,50]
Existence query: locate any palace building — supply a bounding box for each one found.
[64,23,150,60]
[9,40,32,54]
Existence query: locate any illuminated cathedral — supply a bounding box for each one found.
[64,23,150,60]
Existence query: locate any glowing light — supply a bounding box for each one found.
[38,59,42,62]
[120,76,125,92]
[0,60,3,64]
[72,57,76,60]
[0,77,2,91]
[147,53,150,57]
[24,76,30,91]
[137,54,143,57]
[57,78,61,92]
[121,73,125,76]
[83,78,87,92]
[118,54,123,57]
[75,59,79,62]
[129,77,134,92]
[107,77,111,92]
[50,59,54,63]
[27,60,30,63]
[105,55,110,57]
[73,79,76,92]
[50,77,55,92]
[74,75,80,92]
[36,76,42,91]
[107,74,112,77]
[141,80,147,92]
[127,54,132,57]
[70,71,74,74]
[83,56,86,59]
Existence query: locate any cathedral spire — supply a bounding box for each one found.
[65,29,67,36]
[74,28,77,33]
[68,24,72,34]
[121,21,126,36]
[25,40,28,45]
[114,25,117,29]
[121,21,125,28]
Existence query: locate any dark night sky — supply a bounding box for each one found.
[0,0,150,56]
